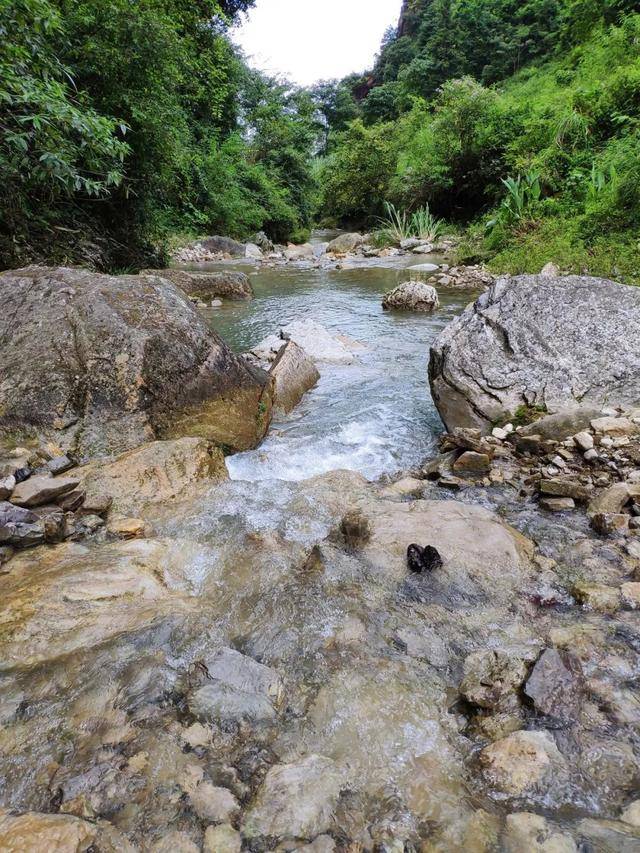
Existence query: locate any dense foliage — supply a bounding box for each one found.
[0,0,319,269]
[318,0,640,281]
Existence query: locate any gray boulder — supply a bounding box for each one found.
[0,267,272,457]
[141,269,253,301]
[382,281,439,312]
[196,235,246,257]
[429,275,640,432]
[326,233,364,254]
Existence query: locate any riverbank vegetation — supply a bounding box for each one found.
[0,0,319,269]
[317,1,640,282]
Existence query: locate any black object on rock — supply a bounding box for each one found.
[407,544,443,573]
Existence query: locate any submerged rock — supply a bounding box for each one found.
[479,730,567,797]
[0,267,272,455]
[281,319,363,364]
[524,648,583,721]
[382,281,439,312]
[503,813,577,853]
[242,754,342,841]
[187,647,284,724]
[270,340,320,414]
[429,275,640,431]
[70,437,228,516]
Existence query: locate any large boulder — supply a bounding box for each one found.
[382,281,439,312]
[429,275,640,431]
[270,341,320,414]
[196,235,246,257]
[0,267,272,457]
[141,269,253,301]
[326,233,364,254]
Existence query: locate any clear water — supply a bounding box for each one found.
[199,254,471,482]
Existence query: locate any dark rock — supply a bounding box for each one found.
[56,489,86,512]
[197,235,246,257]
[0,502,37,525]
[46,455,73,475]
[0,266,272,456]
[441,427,493,456]
[591,512,629,536]
[429,275,640,431]
[81,493,113,515]
[13,467,32,484]
[407,544,443,573]
[524,648,583,721]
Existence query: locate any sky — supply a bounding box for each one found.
[233,0,404,86]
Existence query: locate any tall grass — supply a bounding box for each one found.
[377,201,445,244]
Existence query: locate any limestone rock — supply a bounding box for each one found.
[429,275,640,431]
[189,783,240,823]
[326,233,364,254]
[539,479,591,502]
[540,497,575,512]
[284,243,315,261]
[591,416,639,436]
[572,581,621,613]
[503,813,577,852]
[0,809,97,852]
[576,819,640,853]
[245,242,263,259]
[71,437,228,516]
[0,266,271,456]
[10,475,79,508]
[281,320,362,364]
[142,268,253,301]
[460,649,528,710]
[453,450,492,474]
[188,647,284,723]
[270,340,320,414]
[479,730,567,796]
[524,649,583,721]
[203,824,242,853]
[621,801,640,827]
[621,582,640,609]
[382,281,439,312]
[149,831,200,853]
[0,538,207,670]
[243,755,342,840]
[107,517,147,539]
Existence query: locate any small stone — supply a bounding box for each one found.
[621,800,640,828]
[584,449,599,461]
[539,478,590,502]
[621,582,640,609]
[573,581,621,613]
[540,497,575,512]
[503,813,577,853]
[47,455,73,475]
[515,434,543,455]
[524,649,583,721]
[203,824,242,853]
[0,546,14,569]
[460,649,528,711]
[453,451,492,474]
[492,427,508,440]
[591,416,639,437]
[0,475,15,501]
[81,493,112,515]
[181,722,210,749]
[600,436,614,449]
[573,431,594,451]
[189,783,239,824]
[9,476,79,508]
[78,514,105,534]
[479,730,567,797]
[107,517,147,539]
[588,483,633,516]
[590,512,629,536]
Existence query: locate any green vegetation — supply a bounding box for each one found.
[376,201,444,244]
[317,2,640,282]
[0,0,319,269]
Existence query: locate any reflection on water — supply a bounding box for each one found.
[198,260,470,481]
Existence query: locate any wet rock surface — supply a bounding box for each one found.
[429,274,640,431]
[141,269,254,302]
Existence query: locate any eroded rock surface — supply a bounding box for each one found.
[429,275,640,431]
[0,266,272,456]
[141,268,254,301]
[382,281,440,312]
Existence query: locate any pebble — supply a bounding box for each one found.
[540,497,575,512]
[573,431,594,451]
[584,449,599,461]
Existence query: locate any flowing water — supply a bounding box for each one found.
[199,249,466,482]
[1,246,638,850]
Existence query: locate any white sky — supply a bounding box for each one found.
[233,0,403,86]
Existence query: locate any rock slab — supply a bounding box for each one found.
[429,275,640,431]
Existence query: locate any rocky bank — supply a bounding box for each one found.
[0,266,639,852]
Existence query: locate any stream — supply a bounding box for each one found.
[1,245,638,851]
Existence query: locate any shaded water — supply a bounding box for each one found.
[198,255,469,481]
